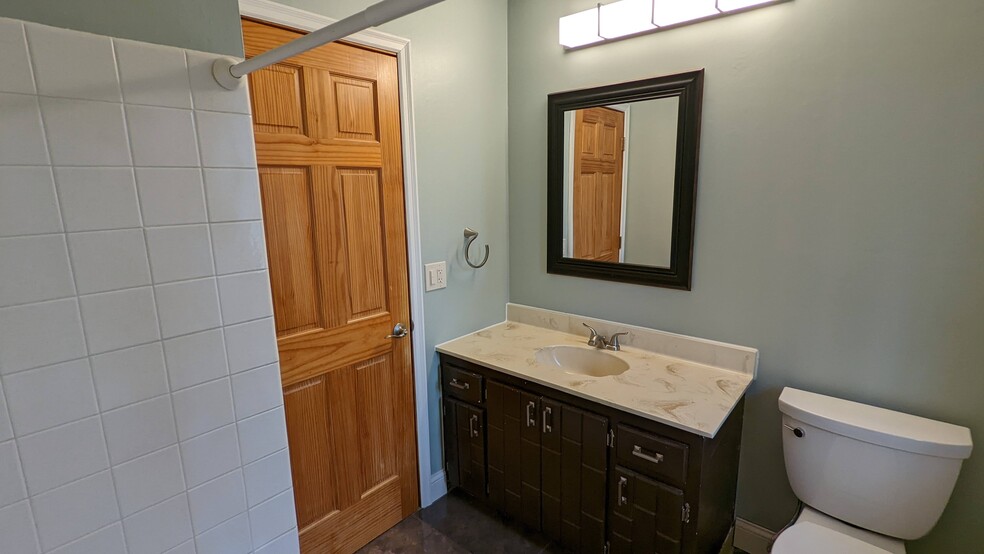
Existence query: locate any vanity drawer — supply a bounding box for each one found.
[443,363,484,405]
[616,424,688,486]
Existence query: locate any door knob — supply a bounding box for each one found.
[386,323,409,339]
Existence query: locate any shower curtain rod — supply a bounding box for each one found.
[213,0,445,90]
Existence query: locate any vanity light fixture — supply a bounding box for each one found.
[559,0,790,49]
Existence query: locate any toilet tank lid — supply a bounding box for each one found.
[779,388,973,459]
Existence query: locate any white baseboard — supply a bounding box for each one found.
[426,470,447,506]
[734,518,775,554]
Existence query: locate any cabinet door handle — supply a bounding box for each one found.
[448,378,470,391]
[542,406,553,434]
[617,476,628,507]
[469,414,479,438]
[632,445,664,464]
[526,401,536,427]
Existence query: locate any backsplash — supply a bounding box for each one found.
[0,17,297,554]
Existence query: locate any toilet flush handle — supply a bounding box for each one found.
[783,424,805,438]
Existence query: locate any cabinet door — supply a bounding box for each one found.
[541,399,609,554]
[444,398,486,498]
[609,466,685,554]
[487,381,542,530]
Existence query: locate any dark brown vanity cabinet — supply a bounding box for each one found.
[440,354,744,554]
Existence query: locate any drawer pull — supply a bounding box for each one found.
[542,406,553,434]
[448,378,470,391]
[617,476,628,506]
[526,401,537,427]
[469,414,480,438]
[632,445,664,465]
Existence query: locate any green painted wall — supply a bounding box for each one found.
[0,0,243,55]
[270,0,511,476]
[507,0,983,551]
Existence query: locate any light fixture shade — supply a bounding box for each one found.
[559,7,603,48]
[717,0,776,10]
[651,0,719,26]
[599,0,657,39]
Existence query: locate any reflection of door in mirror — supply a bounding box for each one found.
[571,107,625,262]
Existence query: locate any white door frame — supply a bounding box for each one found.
[238,0,436,507]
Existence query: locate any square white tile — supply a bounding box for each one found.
[211,221,267,275]
[146,225,214,283]
[155,278,221,338]
[135,168,207,226]
[16,416,108,495]
[31,470,120,551]
[101,395,177,465]
[204,169,262,222]
[123,492,193,554]
[4,358,97,436]
[0,93,49,165]
[115,39,192,109]
[0,20,34,95]
[172,378,235,441]
[68,230,151,294]
[47,523,126,554]
[163,328,229,391]
[0,440,27,508]
[90,342,169,411]
[181,424,241,489]
[187,52,251,115]
[244,448,291,508]
[25,23,120,102]
[232,363,283,420]
[40,97,131,166]
[0,235,76,308]
[0,298,86,374]
[237,407,288,465]
[54,167,141,232]
[187,469,246,534]
[126,105,200,167]
[248,489,296,548]
[217,271,273,325]
[0,167,62,237]
[223,318,278,374]
[0,500,40,554]
[79,287,160,354]
[254,530,300,554]
[195,512,252,554]
[113,445,186,516]
[196,111,256,168]
[0,380,11,441]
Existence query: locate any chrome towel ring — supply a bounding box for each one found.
[463,228,490,269]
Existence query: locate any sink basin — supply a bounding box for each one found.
[535,346,630,377]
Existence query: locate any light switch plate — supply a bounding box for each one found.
[425,261,447,292]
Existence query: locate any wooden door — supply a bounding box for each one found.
[609,466,685,553]
[243,19,418,554]
[572,107,625,262]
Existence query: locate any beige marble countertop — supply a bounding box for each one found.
[436,321,754,438]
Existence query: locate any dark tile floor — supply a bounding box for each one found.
[358,489,749,554]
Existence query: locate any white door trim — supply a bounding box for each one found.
[239,0,436,507]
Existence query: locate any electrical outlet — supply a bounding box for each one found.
[425,261,447,292]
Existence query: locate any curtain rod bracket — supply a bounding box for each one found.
[212,57,245,91]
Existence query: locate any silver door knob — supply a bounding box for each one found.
[386,322,409,339]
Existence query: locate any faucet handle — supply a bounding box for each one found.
[582,323,602,346]
[608,332,629,351]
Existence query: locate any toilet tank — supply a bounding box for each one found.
[778,388,972,540]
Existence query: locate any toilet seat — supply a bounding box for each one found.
[772,522,895,554]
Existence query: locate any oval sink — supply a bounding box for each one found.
[535,346,630,377]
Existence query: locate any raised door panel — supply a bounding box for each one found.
[610,466,684,554]
[249,63,305,135]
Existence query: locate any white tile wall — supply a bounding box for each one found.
[0,18,296,553]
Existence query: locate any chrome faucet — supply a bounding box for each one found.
[582,323,629,351]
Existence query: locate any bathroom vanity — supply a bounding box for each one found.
[437,305,757,554]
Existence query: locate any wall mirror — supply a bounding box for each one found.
[547,70,703,289]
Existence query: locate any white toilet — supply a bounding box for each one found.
[772,387,973,553]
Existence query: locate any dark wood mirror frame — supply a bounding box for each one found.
[547,70,704,290]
